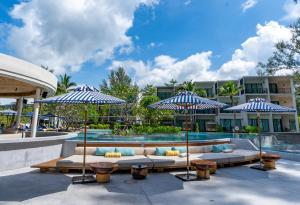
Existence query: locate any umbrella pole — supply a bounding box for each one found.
[250,112,266,171]
[186,108,189,178]
[257,112,262,166]
[82,107,87,180]
[72,105,96,184]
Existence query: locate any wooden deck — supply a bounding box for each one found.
[31,158,62,172]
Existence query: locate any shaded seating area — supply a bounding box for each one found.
[52,143,260,173]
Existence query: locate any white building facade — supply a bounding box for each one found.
[156,75,299,133]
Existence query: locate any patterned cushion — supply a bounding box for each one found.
[166,150,180,156]
[105,152,122,158]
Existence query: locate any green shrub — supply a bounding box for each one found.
[195,123,200,132]
[216,124,224,132]
[89,124,110,129]
[244,125,258,133]
[131,125,181,135]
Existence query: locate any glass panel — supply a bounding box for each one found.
[273,119,283,132]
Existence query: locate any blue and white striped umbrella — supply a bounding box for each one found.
[225,98,296,112]
[37,84,126,105]
[149,91,227,110]
[0,109,17,116]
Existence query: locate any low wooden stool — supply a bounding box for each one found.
[191,159,217,174]
[262,154,280,170]
[131,165,148,179]
[191,160,216,180]
[90,162,117,183]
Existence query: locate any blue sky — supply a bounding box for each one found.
[0,0,299,89]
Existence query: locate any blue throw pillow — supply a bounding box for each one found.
[95,147,116,156]
[115,147,135,156]
[155,147,172,156]
[172,146,187,153]
[223,144,234,150]
[212,145,224,153]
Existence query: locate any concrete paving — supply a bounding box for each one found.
[1,160,300,205]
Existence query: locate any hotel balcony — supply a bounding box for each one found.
[244,88,268,94]
[270,87,291,94]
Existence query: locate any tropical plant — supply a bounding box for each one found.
[218,81,242,132]
[179,80,207,97]
[100,67,139,103]
[131,125,181,135]
[142,84,157,96]
[56,74,76,95]
[244,125,258,133]
[164,78,178,95]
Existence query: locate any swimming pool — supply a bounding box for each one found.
[70,130,257,142]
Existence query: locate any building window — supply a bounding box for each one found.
[269,83,278,93]
[220,119,241,132]
[248,119,269,132]
[271,101,279,105]
[273,119,283,132]
[289,119,296,131]
[205,88,213,97]
[245,83,265,93]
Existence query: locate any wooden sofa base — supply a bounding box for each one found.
[32,158,260,174]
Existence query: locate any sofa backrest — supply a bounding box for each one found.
[74,147,145,155]
[74,143,236,156]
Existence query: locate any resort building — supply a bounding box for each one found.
[156,76,299,133]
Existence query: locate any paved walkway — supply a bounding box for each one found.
[1,160,300,205]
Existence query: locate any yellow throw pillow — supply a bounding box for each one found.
[166,150,180,156]
[105,152,122,158]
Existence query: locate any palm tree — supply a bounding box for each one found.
[165,78,178,95]
[56,73,77,95]
[218,81,242,132]
[180,80,207,97]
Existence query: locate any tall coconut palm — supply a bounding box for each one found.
[56,74,77,95]
[180,80,207,97]
[165,78,178,96]
[218,81,242,132]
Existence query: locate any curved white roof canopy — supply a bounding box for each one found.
[0,53,57,98]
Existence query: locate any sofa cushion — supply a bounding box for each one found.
[56,155,119,168]
[212,145,224,153]
[155,147,172,156]
[166,150,180,156]
[145,147,156,156]
[95,147,116,156]
[74,147,96,155]
[147,155,176,167]
[172,146,187,153]
[117,156,153,169]
[115,147,135,156]
[105,152,122,158]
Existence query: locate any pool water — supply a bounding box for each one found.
[71,130,257,142]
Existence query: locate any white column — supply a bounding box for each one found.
[30,88,41,138]
[290,78,299,132]
[15,97,23,129]
[269,113,274,132]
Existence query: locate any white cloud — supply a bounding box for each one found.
[109,51,217,86]
[218,21,292,78]
[241,0,257,12]
[110,21,293,87]
[5,0,157,74]
[283,0,300,21]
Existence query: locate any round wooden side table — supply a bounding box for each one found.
[191,159,217,179]
[262,154,280,169]
[131,165,148,180]
[90,162,117,183]
[191,159,217,175]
